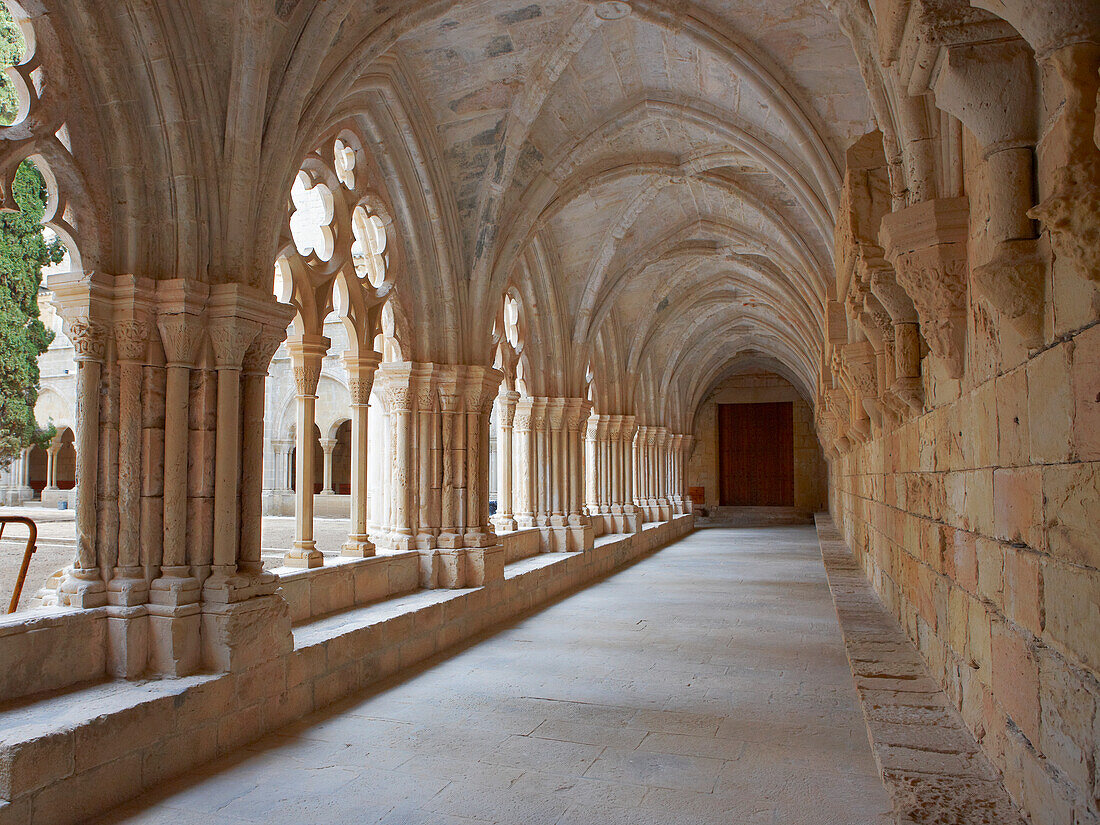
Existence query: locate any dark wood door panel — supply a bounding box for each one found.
[718,402,793,506]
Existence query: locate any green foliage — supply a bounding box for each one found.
[0,6,59,467]
[0,162,63,465]
[0,5,24,126]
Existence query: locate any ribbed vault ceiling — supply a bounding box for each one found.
[374,0,873,424]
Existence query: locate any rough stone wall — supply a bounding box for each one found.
[828,124,1100,824]
[688,371,826,511]
[830,326,1100,824]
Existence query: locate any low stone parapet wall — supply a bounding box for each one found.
[0,515,693,825]
[0,608,107,703]
[500,527,541,564]
[273,551,420,624]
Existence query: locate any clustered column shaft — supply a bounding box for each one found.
[50,273,294,677]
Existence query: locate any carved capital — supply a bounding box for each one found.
[66,319,109,362]
[242,326,288,376]
[497,393,518,427]
[293,362,321,397]
[113,318,152,363]
[208,318,261,370]
[387,385,414,412]
[157,314,205,368]
[843,340,878,400]
[1029,156,1100,284]
[416,381,436,412]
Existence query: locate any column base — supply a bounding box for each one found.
[438,548,467,589]
[201,593,292,672]
[615,511,642,534]
[465,544,504,587]
[146,603,201,676]
[492,515,517,533]
[106,605,149,678]
[341,536,376,557]
[59,568,108,608]
[568,523,594,552]
[284,542,324,568]
[108,573,149,607]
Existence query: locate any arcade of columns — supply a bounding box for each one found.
[2,1,1099,824]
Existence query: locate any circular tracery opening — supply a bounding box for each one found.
[352,204,388,286]
[504,295,520,348]
[333,138,356,190]
[289,170,335,261]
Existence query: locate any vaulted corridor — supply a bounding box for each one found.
[92,527,894,825]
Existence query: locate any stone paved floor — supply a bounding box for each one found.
[90,526,893,825]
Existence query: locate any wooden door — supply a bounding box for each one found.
[718,402,794,506]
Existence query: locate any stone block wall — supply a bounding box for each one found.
[830,321,1100,824]
[688,370,827,511]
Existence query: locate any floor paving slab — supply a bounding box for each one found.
[90,526,895,825]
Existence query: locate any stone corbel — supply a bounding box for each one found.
[825,387,853,454]
[880,197,970,379]
[1028,42,1100,284]
[929,37,1046,346]
[843,339,881,431]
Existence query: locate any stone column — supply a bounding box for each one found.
[437,381,461,547]
[59,317,109,607]
[319,438,337,495]
[385,370,415,552]
[270,440,292,491]
[564,399,593,551]
[465,375,487,538]
[206,312,261,589]
[284,335,328,568]
[648,428,659,511]
[342,351,381,557]
[584,415,598,516]
[493,390,518,532]
[239,328,286,580]
[608,417,622,513]
[415,366,437,551]
[148,299,205,676]
[44,440,59,490]
[633,426,645,511]
[682,436,694,511]
[202,287,293,673]
[462,368,504,585]
[597,417,610,514]
[514,399,535,529]
[532,399,549,528]
[548,399,566,525]
[108,317,151,604]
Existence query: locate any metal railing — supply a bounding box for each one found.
[4,516,38,613]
